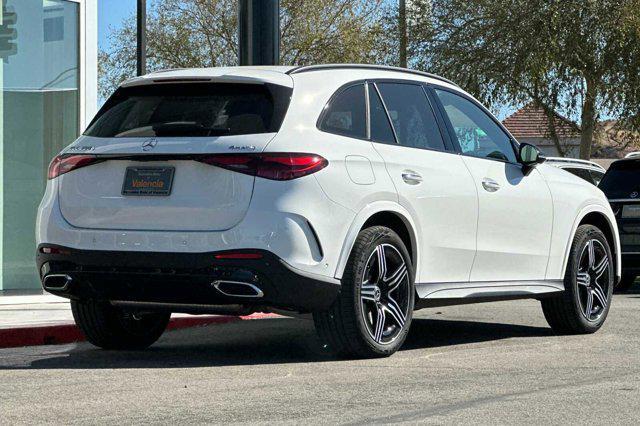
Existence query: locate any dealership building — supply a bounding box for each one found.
[0,0,97,291]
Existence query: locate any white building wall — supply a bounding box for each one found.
[0,0,97,291]
[79,0,98,129]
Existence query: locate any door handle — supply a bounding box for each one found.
[402,171,423,185]
[481,178,500,192]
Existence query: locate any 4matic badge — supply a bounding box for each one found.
[229,145,256,151]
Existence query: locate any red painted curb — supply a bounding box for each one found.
[0,312,279,349]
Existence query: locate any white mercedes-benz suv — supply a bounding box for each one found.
[36,65,620,358]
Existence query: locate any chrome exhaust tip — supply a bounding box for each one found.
[43,274,72,291]
[213,280,264,298]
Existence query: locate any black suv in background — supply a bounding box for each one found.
[599,158,640,291]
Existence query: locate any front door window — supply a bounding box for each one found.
[435,89,517,163]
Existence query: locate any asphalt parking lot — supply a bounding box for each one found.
[1,290,639,424]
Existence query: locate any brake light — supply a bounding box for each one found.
[48,155,101,179]
[197,153,328,180]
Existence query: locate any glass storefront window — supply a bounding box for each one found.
[0,0,79,290]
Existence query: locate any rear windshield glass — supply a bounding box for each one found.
[599,160,640,198]
[85,83,292,138]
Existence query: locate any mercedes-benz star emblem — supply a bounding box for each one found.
[142,138,158,151]
[631,192,638,199]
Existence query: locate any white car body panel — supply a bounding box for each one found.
[37,173,350,283]
[372,143,478,283]
[36,65,621,309]
[537,163,621,279]
[461,157,553,281]
[333,200,419,280]
[57,133,278,232]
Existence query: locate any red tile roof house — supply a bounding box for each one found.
[502,103,638,169]
[502,103,582,158]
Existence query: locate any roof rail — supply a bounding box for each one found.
[287,64,459,87]
[625,152,640,159]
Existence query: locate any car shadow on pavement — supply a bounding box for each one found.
[617,285,640,297]
[0,317,553,370]
[402,317,552,350]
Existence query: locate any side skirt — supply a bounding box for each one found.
[415,280,564,309]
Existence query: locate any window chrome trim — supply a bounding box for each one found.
[364,81,371,140]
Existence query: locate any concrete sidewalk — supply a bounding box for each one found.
[0,294,72,329]
[0,294,277,348]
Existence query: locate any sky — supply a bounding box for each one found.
[98,0,135,52]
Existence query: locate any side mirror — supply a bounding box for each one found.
[519,143,546,166]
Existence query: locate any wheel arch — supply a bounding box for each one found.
[562,206,621,280]
[334,202,419,280]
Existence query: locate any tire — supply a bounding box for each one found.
[541,225,614,334]
[614,273,636,293]
[313,226,415,358]
[71,300,170,350]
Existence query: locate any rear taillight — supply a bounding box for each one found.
[197,153,328,180]
[48,155,102,180]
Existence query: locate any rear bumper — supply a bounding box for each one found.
[37,245,340,313]
[37,174,356,285]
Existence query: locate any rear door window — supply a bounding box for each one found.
[85,83,292,138]
[319,84,367,139]
[376,83,446,151]
[599,160,640,199]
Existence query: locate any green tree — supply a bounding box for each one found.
[381,0,433,68]
[417,0,640,159]
[99,0,392,99]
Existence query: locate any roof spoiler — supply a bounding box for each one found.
[120,70,294,89]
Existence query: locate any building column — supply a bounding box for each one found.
[238,0,280,66]
[136,0,146,76]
